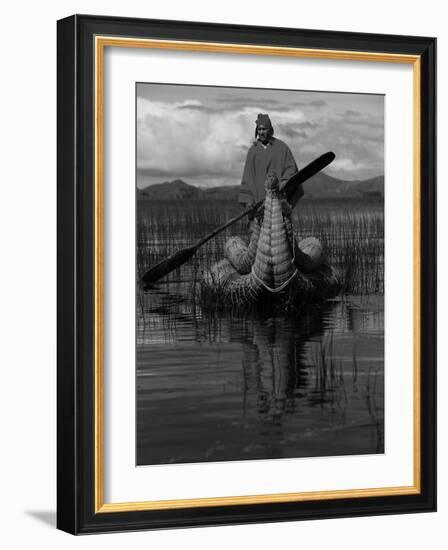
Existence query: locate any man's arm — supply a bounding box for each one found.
[281,144,298,185]
[238,149,255,207]
[238,182,253,207]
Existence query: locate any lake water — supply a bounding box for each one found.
[136,199,384,465]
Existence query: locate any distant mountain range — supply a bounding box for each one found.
[138,173,384,200]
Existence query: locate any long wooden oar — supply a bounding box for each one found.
[140,151,335,288]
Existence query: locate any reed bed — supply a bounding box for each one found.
[136,197,384,298]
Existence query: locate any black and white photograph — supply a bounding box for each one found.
[0,0,442,541]
[136,83,385,466]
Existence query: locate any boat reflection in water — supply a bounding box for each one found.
[136,290,384,466]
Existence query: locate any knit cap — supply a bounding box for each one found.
[255,113,273,131]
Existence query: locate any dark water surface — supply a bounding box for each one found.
[136,199,384,465]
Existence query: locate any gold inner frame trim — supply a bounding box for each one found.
[94,35,422,514]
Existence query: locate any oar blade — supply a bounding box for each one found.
[141,246,197,288]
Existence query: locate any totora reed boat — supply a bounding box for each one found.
[202,173,342,309]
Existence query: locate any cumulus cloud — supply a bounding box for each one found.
[136,85,384,186]
[330,158,366,174]
[137,97,306,186]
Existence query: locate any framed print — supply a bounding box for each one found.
[57,14,436,534]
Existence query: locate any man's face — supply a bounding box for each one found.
[257,124,269,144]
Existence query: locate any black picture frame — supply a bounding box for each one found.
[57,14,436,534]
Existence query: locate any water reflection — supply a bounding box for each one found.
[136,292,384,465]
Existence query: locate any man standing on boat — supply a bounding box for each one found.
[238,113,303,212]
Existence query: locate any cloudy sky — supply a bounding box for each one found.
[137,83,384,188]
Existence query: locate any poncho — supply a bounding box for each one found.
[238,137,301,206]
